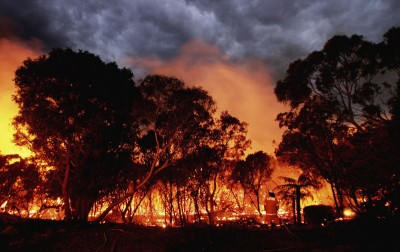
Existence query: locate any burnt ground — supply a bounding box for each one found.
[0,215,399,252]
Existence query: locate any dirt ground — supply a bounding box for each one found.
[1,215,399,252]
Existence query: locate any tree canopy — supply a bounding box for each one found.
[274,26,400,218]
[12,48,138,220]
[6,26,399,224]
[231,151,274,216]
[0,154,41,216]
[10,48,256,223]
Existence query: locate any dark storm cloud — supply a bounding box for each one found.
[0,0,70,47]
[185,0,400,77]
[1,0,399,79]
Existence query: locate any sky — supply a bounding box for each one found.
[1,0,400,158]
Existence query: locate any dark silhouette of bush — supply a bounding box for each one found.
[303,205,336,225]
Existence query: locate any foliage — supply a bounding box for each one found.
[147,109,251,226]
[9,47,256,224]
[0,154,41,216]
[231,151,274,216]
[135,74,216,181]
[94,74,222,222]
[12,48,138,220]
[274,26,400,219]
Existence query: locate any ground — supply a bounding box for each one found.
[0,214,399,251]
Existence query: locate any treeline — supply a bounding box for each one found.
[274,26,400,221]
[1,48,275,225]
[1,26,399,225]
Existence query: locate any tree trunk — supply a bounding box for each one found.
[71,194,94,221]
[168,182,174,225]
[129,191,149,224]
[176,190,185,227]
[292,196,296,224]
[228,186,244,213]
[205,197,213,225]
[337,187,345,218]
[193,193,202,223]
[256,193,263,218]
[62,145,71,220]
[208,175,218,226]
[296,186,301,224]
[330,182,344,218]
[120,194,133,224]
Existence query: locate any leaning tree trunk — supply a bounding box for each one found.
[330,181,345,218]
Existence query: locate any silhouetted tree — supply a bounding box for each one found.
[12,48,138,221]
[381,26,400,75]
[198,111,251,224]
[340,124,400,218]
[214,111,251,213]
[274,173,322,224]
[231,151,274,217]
[95,74,217,222]
[275,27,400,219]
[0,154,41,216]
[275,33,388,130]
[135,74,216,186]
[174,146,221,225]
[381,26,400,217]
[275,96,349,217]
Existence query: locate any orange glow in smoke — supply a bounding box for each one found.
[123,39,287,156]
[0,36,335,223]
[122,41,335,222]
[0,37,42,157]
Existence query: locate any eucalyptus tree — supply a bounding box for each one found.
[275,96,349,217]
[134,74,216,186]
[163,111,251,225]
[95,74,217,222]
[194,111,251,224]
[13,48,138,221]
[380,26,400,217]
[162,146,221,226]
[274,27,400,218]
[215,111,251,213]
[275,33,389,131]
[231,151,274,217]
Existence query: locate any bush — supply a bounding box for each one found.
[303,205,336,225]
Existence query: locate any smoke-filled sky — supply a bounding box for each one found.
[1,0,400,157]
